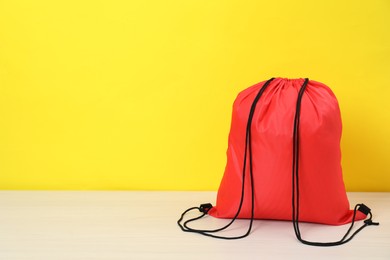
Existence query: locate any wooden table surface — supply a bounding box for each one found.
[0,191,389,259]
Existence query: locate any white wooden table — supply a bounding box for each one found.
[0,191,389,259]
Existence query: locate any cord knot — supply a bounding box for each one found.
[199,203,213,213]
[364,219,379,226]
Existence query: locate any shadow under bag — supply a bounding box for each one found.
[178,77,379,246]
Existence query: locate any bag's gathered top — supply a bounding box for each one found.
[178,78,379,246]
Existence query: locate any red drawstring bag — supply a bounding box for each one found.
[178,78,378,246]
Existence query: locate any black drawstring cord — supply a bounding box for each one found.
[291,78,379,246]
[177,78,275,239]
[293,204,379,247]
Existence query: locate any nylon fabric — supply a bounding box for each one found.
[208,78,365,225]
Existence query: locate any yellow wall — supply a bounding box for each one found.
[0,0,389,191]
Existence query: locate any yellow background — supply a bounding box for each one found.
[0,0,389,191]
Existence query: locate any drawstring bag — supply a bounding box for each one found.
[178,77,378,246]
